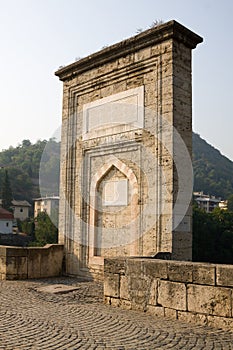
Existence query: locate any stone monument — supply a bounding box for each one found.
[55,20,202,279]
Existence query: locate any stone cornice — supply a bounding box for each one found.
[55,20,203,81]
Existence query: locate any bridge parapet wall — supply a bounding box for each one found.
[104,258,233,330]
[0,244,63,280]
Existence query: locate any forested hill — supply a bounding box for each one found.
[0,133,232,204]
[0,139,60,203]
[193,132,233,199]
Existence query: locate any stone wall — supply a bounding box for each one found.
[0,244,64,280]
[104,258,233,331]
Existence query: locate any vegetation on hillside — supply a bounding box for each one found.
[1,170,13,211]
[193,132,233,198]
[0,139,60,204]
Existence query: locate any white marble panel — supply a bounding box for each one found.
[103,179,128,206]
[83,86,144,139]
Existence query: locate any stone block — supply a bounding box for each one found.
[126,259,143,277]
[207,315,233,331]
[129,276,149,292]
[104,258,126,275]
[40,245,63,278]
[158,280,186,311]
[148,278,158,305]
[216,265,233,287]
[6,256,17,275]
[104,273,120,297]
[0,247,7,257]
[120,299,132,310]
[187,284,231,317]
[128,275,150,311]
[110,298,120,307]
[120,275,129,300]
[147,305,164,317]
[164,308,177,319]
[17,257,28,276]
[167,261,192,282]
[0,257,6,274]
[0,273,6,280]
[5,274,19,280]
[27,249,41,279]
[177,311,208,326]
[192,263,216,285]
[7,247,28,257]
[171,232,192,261]
[143,260,167,279]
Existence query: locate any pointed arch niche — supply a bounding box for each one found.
[89,156,139,265]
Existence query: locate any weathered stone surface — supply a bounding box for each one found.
[167,261,193,282]
[207,315,233,330]
[56,21,202,279]
[0,256,6,274]
[104,273,120,297]
[120,275,129,300]
[177,311,208,327]
[110,297,120,307]
[6,247,28,257]
[164,308,177,319]
[104,258,233,330]
[143,260,168,279]
[126,259,143,277]
[187,284,232,317]
[192,263,216,285]
[158,280,186,311]
[104,258,126,275]
[27,250,41,279]
[0,245,63,280]
[216,264,233,287]
[147,305,164,317]
[119,299,132,310]
[148,278,158,305]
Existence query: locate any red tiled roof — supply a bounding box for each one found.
[0,208,14,220]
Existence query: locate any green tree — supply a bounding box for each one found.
[34,212,58,246]
[21,218,35,237]
[227,194,233,212]
[1,170,13,211]
[0,138,60,203]
[193,206,233,264]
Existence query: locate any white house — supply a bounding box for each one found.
[0,199,31,221]
[0,208,14,234]
[11,200,31,221]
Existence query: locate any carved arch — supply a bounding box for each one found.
[89,156,139,263]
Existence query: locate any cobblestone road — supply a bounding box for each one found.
[0,278,232,349]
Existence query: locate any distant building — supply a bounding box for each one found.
[193,192,222,213]
[0,199,31,221]
[34,196,59,218]
[11,200,31,221]
[219,200,228,210]
[0,208,14,234]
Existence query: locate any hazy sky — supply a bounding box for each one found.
[0,0,233,160]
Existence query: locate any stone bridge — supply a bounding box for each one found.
[0,277,232,349]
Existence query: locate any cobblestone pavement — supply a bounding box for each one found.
[0,278,233,349]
